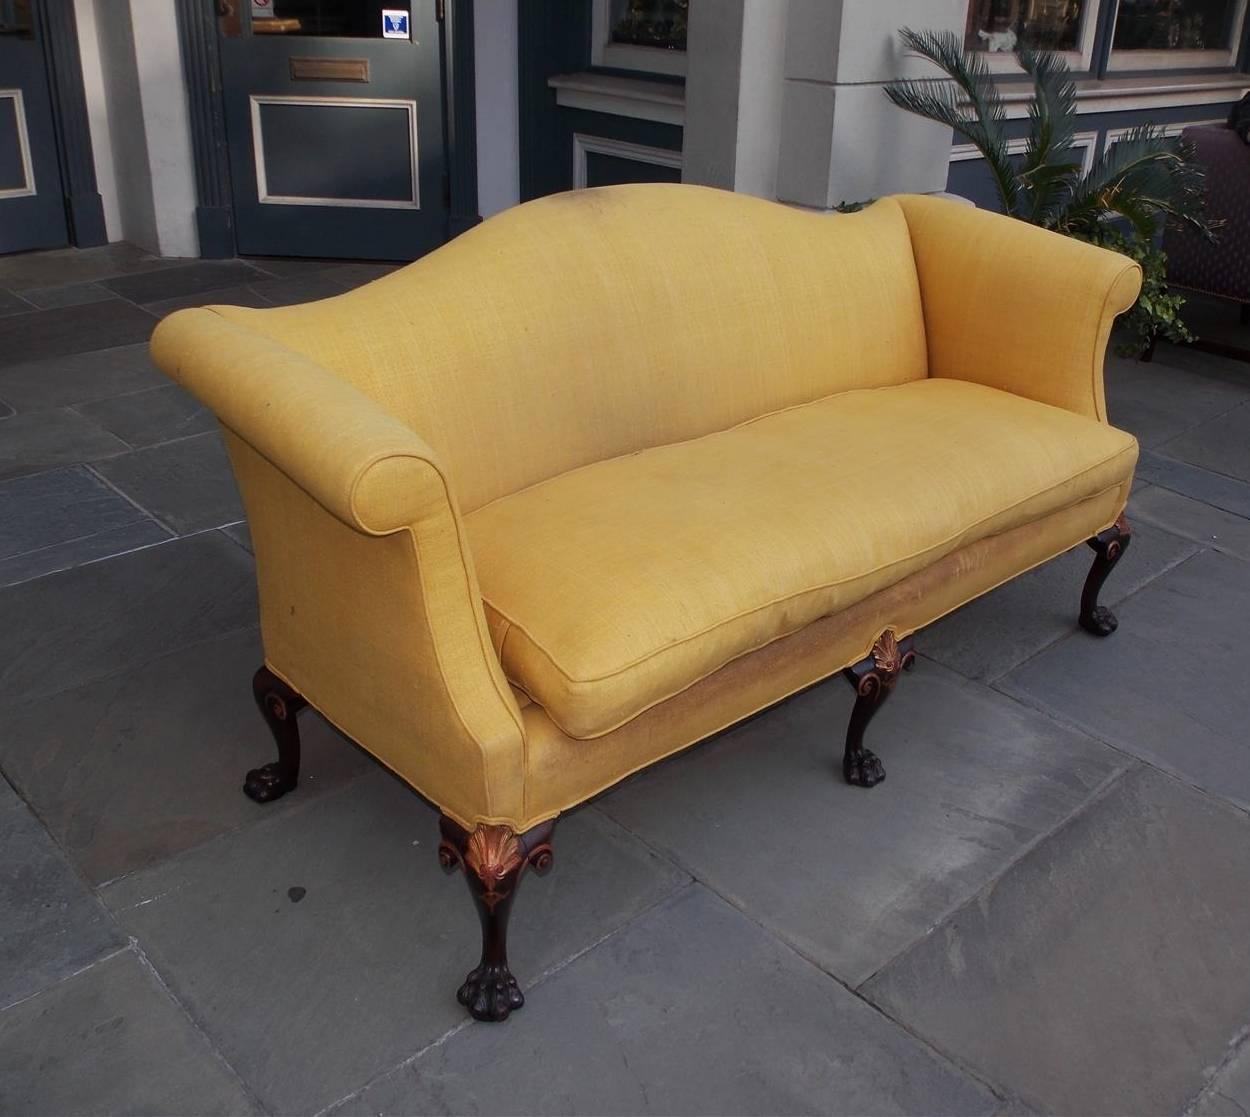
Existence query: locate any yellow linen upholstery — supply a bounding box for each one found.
[466,379,1137,739]
[898,194,1142,420]
[203,187,928,512]
[149,184,1142,832]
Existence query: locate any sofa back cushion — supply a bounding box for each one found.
[215,185,928,512]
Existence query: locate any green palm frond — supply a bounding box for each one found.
[884,27,1019,215]
[1058,123,1208,240]
[1015,46,1079,224]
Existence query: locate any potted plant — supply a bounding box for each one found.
[883,28,1212,358]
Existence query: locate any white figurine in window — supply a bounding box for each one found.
[977,27,1018,52]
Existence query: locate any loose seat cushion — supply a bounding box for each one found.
[464,379,1137,740]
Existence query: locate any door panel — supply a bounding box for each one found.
[219,1,446,260]
[0,2,69,254]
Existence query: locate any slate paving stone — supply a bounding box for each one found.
[0,241,173,290]
[0,343,165,412]
[0,799,123,1009]
[1190,1038,1250,1117]
[241,256,357,278]
[0,627,370,885]
[1001,549,1250,812]
[0,399,11,419]
[333,886,997,1117]
[0,952,260,1116]
[1136,450,1250,520]
[0,531,257,705]
[221,519,252,553]
[18,281,122,309]
[143,284,274,319]
[923,520,1196,682]
[0,519,170,589]
[91,430,244,534]
[0,299,156,367]
[0,288,33,317]
[1105,353,1250,448]
[75,383,216,448]
[0,407,130,481]
[1131,484,1250,561]
[862,767,1250,1117]
[1158,402,1250,485]
[598,661,1128,987]
[103,775,689,1115]
[101,260,268,304]
[251,262,400,307]
[0,466,150,561]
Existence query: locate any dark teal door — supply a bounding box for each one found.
[218,1,446,260]
[0,1,69,254]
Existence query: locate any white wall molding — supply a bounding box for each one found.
[548,72,685,126]
[949,131,1100,176]
[572,133,682,189]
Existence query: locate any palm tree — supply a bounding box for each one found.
[883,28,1211,353]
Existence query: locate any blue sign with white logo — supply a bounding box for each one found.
[382,10,409,39]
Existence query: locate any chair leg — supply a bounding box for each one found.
[841,629,915,788]
[244,666,307,803]
[438,816,556,1023]
[1080,516,1132,637]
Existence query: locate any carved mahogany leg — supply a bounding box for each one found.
[1080,516,1132,637]
[244,666,307,803]
[841,629,915,788]
[438,816,555,1022]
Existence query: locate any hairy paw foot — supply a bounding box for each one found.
[844,747,886,788]
[243,762,297,803]
[458,963,525,1022]
[1079,605,1119,637]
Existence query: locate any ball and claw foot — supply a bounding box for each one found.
[844,746,886,788]
[458,963,525,1022]
[1079,604,1119,638]
[243,762,297,803]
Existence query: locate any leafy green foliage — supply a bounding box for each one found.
[1074,227,1194,356]
[883,28,1213,356]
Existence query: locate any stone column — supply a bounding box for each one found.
[681,0,789,199]
[775,0,966,208]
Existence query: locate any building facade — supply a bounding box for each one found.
[2,0,1247,261]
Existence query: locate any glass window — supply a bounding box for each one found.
[245,0,399,38]
[1112,0,1240,50]
[964,0,1088,51]
[609,0,688,52]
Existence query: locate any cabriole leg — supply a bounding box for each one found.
[244,665,307,803]
[438,816,556,1023]
[841,629,915,788]
[1080,516,1132,637]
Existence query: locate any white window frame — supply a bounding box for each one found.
[966,0,1101,73]
[572,133,683,189]
[590,0,687,77]
[949,130,1101,177]
[1106,0,1250,70]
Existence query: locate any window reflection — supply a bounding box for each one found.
[248,0,401,38]
[1112,0,1238,49]
[0,0,33,35]
[964,0,1087,51]
[610,0,688,51]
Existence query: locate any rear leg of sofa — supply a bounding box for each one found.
[244,666,307,803]
[438,816,556,1022]
[1080,516,1132,637]
[841,630,915,788]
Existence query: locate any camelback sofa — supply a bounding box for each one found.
[152,185,1142,1023]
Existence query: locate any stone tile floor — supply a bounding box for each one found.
[1,244,1249,1116]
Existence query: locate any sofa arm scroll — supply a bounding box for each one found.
[897,194,1143,422]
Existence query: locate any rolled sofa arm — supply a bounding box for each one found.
[151,308,448,535]
[897,194,1142,422]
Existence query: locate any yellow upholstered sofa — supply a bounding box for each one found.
[152,185,1141,1022]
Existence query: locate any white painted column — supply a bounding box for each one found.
[776,0,966,208]
[474,0,520,218]
[77,0,199,256]
[681,0,788,199]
